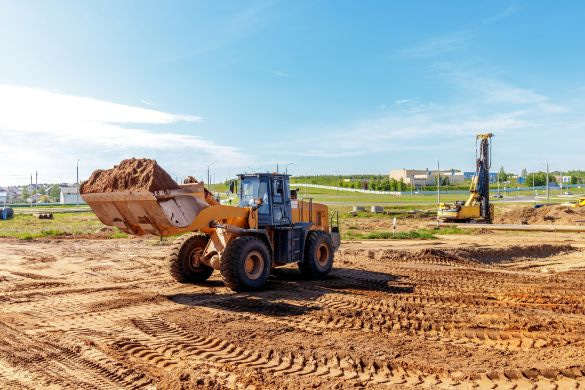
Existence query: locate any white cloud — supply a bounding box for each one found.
[140,99,157,106]
[395,98,418,105]
[400,31,471,58]
[281,71,579,167]
[484,4,519,24]
[273,71,290,78]
[0,85,251,184]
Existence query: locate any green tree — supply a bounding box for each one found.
[22,185,29,201]
[521,168,528,178]
[498,166,508,182]
[525,172,557,187]
[398,178,406,192]
[48,185,61,201]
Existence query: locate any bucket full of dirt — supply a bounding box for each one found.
[81,158,209,236]
[80,158,180,194]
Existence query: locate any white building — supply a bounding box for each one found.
[389,169,465,186]
[0,191,7,204]
[60,186,85,205]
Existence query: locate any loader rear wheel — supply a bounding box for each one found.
[169,234,214,283]
[220,236,271,291]
[299,231,334,279]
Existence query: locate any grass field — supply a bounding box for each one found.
[291,185,550,204]
[0,212,124,240]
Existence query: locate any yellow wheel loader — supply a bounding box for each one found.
[82,173,340,291]
[438,133,494,223]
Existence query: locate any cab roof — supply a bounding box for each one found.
[238,173,290,178]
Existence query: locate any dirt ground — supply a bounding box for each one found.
[1,231,585,389]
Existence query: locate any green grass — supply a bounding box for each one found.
[292,185,576,205]
[344,226,468,240]
[0,212,127,240]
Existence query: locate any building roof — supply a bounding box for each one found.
[60,186,79,195]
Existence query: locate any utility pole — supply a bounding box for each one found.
[206,161,215,190]
[545,160,550,200]
[76,159,80,206]
[437,161,440,205]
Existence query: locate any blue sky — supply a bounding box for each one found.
[0,1,583,185]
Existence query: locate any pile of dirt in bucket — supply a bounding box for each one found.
[80,158,180,194]
[494,205,585,225]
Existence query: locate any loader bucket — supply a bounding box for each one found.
[82,183,210,237]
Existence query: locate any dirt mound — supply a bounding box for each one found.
[377,248,474,265]
[365,244,577,265]
[449,244,576,264]
[80,158,179,194]
[494,205,585,225]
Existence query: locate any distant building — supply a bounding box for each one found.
[0,191,7,204]
[390,169,464,186]
[555,175,571,184]
[60,186,85,205]
[463,172,498,183]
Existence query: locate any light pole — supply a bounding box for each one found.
[543,159,550,200]
[285,162,295,175]
[76,159,80,206]
[207,161,215,191]
[436,161,440,205]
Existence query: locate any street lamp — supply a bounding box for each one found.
[76,159,80,206]
[207,161,215,191]
[541,160,550,200]
[285,162,295,175]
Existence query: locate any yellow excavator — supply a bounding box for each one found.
[438,133,494,223]
[83,172,340,291]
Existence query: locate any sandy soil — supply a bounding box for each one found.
[1,232,585,389]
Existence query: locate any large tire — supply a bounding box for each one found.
[169,234,214,283]
[299,231,334,279]
[220,236,271,291]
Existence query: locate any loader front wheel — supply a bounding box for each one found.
[220,236,271,291]
[299,231,334,279]
[169,234,214,283]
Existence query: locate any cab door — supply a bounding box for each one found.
[271,176,292,226]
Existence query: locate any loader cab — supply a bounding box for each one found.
[238,173,292,228]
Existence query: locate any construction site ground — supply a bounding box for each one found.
[1,227,585,389]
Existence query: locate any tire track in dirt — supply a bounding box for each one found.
[129,316,585,389]
[0,321,138,389]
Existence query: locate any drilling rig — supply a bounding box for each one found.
[437,133,494,223]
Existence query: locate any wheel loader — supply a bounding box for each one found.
[82,173,340,290]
